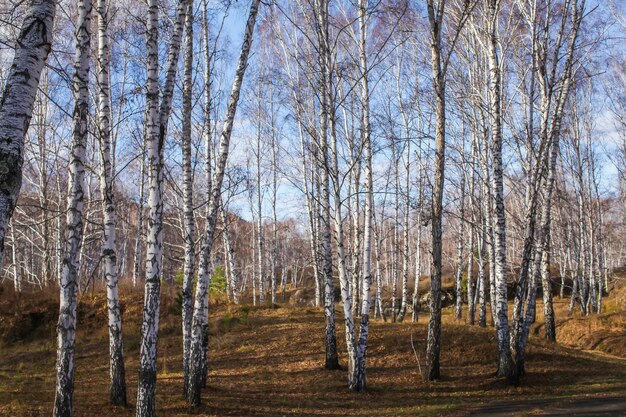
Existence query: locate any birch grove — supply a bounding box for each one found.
[1,0,625,413]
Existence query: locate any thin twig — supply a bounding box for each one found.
[410,332,423,379]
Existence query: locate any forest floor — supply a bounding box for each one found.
[0,283,625,417]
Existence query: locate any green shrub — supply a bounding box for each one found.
[170,269,196,316]
[219,305,250,333]
[220,311,240,331]
[169,269,184,316]
[240,305,250,323]
[170,291,183,316]
[210,265,227,297]
[170,266,226,315]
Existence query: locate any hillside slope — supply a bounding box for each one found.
[0,285,625,416]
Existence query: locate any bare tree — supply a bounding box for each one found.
[54,1,91,415]
[95,0,126,405]
[0,0,56,266]
[425,0,475,381]
[136,0,188,414]
[187,0,261,404]
[180,0,195,397]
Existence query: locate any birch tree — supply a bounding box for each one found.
[509,0,586,380]
[136,0,188,414]
[485,0,514,379]
[132,145,146,287]
[0,0,56,266]
[180,0,195,396]
[310,0,341,371]
[187,0,261,404]
[454,164,465,320]
[96,0,126,405]
[352,0,374,390]
[53,1,92,415]
[412,147,424,323]
[424,0,475,381]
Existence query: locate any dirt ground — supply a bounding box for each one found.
[0,284,625,417]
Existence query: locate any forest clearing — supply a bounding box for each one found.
[1,276,625,417]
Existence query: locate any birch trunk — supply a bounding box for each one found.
[293,105,320,307]
[426,0,445,381]
[455,174,466,320]
[271,131,278,304]
[373,207,387,322]
[0,0,55,267]
[221,207,238,303]
[96,0,126,405]
[391,138,399,322]
[306,141,322,308]
[181,0,195,396]
[187,0,260,404]
[412,158,423,323]
[539,152,557,342]
[135,1,162,413]
[54,1,91,415]
[330,123,356,385]
[352,0,373,389]
[536,0,583,338]
[136,0,187,414]
[256,113,265,305]
[467,137,477,325]
[477,217,488,328]
[486,0,514,379]
[349,142,361,318]
[514,244,542,378]
[312,0,339,371]
[132,144,146,288]
[398,127,410,322]
[35,70,52,286]
[10,220,20,292]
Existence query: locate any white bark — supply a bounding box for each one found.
[412,154,423,323]
[398,129,410,322]
[54,1,91,415]
[135,1,162,413]
[10,219,20,292]
[181,0,195,396]
[477,213,488,328]
[454,173,466,320]
[0,0,56,267]
[187,0,261,404]
[353,0,373,390]
[426,0,445,381]
[255,102,265,305]
[136,0,188,414]
[271,116,279,304]
[132,144,146,288]
[220,207,238,303]
[486,0,514,379]
[467,134,478,325]
[312,0,340,371]
[96,0,126,405]
[391,136,399,322]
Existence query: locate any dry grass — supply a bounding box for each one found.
[550,290,626,358]
[0,283,625,417]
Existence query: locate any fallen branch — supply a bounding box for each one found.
[410,332,424,379]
